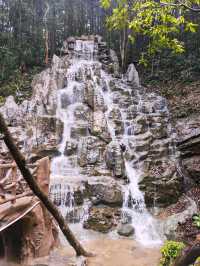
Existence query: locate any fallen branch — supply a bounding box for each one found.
[0,112,91,257]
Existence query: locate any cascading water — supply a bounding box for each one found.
[50,37,163,246]
[99,75,162,246]
[122,162,162,245]
[50,40,98,221]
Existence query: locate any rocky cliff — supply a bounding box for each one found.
[0,36,185,245]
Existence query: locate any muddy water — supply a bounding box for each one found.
[86,239,161,266]
[31,237,161,266]
[0,238,161,266]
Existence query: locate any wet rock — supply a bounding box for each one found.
[150,123,168,139]
[117,224,135,237]
[83,81,106,112]
[126,63,140,88]
[109,49,120,77]
[64,140,78,156]
[71,122,88,139]
[108,108,124,135]
[30,145,60,162]
[74,189,84,205]
[89,111,111,142]
[85,180,123,207]
[182,156,200,184]
[126,105,138,120]
[73,104,91,121]
[60,92,71,108]
[140,159,183,207]
[77,136,105,167]
[105,141,125,178]
[83,206,121,233]
[158,196,197,240]
[153,97,167,112]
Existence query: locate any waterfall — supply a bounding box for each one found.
[50,40,97,222]
[100,74,162,246]
[50,38,163,246]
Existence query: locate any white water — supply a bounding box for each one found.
[122,162,162,245]
[99,73,162,246]
[50,38,162,246]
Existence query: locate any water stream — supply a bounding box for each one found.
[50,39,162,246]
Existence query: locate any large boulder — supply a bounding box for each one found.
[85,180,123,207]
[117,224,135,237]
[158,196,197,240]
[77,136,105,167]
[89,111,111,142]
[140,159,183,207]
[126,63,140,88]
[83,206,121,233]
[109,49,120,77]
[108,107,124,136]
[176,117,200,185]
[105,141,125,178]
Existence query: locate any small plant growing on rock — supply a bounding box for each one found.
[193,214,200,228]
[159,241,185,266]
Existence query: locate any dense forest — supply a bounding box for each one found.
[0,0,200,104]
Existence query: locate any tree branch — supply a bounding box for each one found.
[160,1,200,12]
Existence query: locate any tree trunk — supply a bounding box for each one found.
[44,1,50,66]
[0,112,91,257]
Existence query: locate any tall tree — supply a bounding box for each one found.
[100,0,200,65]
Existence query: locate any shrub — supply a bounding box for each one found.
[159,241,185,266]
[193,214,200,228]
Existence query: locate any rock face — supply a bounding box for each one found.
[0,201,58,264]
[0,158,58,264]
[0,35,184,242]
[158,195,197,240]
[176,117,200,185]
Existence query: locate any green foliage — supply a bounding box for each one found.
[100,0,199,62]
[101,0,111,9]
[193,214,200,228]
[0,47,18,83]
[159,241,185,266]
[0,67,42,104]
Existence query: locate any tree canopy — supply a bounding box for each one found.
[101,0,200,65]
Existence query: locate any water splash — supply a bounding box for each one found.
[122,162,162,246]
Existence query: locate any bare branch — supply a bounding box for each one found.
[160,1,200,12]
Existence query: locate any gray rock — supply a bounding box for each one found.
[77,136,104,167]
[117,224,135,237]
[126,63,140,88]
[109,49,120,77]
[64,140,77,156]
[85,180,123,207]
[105,141,125,178]
[83,206,121,233]
[158,197,197,239]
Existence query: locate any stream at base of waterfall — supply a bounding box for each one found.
[50,39,164,248]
